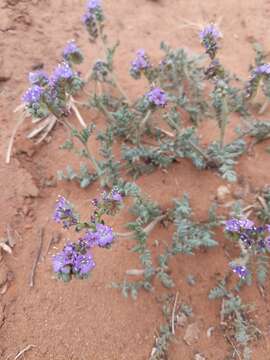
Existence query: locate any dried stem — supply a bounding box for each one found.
[13,344,35,360]
[6,112,26,164]
[29,227,44,288]
[171,291,179,335]
[70,97,87,128]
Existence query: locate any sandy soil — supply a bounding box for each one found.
[1,0,270,359]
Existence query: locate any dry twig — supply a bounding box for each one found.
[13,344,35,360]
[29,227,44,288]
[171,292,179,335]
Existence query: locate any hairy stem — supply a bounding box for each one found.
[219,97,229,150]
[116,214,166,239]
[61,118,102,177]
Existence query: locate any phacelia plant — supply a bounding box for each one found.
[52,188,122,281]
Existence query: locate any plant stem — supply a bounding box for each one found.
[70,97,87,128]
[98,23,130,104]
[220,98,229,150]
[61,118,102,177]
[140,109,152,131]
[116,214,166,239]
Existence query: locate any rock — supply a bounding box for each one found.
[194,354,206,360]
[177,312,188,327]
[216,185,230,203]
[183,323,200,345]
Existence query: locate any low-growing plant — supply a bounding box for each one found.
[8,0,270,358]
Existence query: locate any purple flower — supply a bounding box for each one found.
[238,219,254,230]
[79,230,97,249]
[52,243,77,274]
[199,24,222,42]
[80,224,115,248]
[111,188,123,202]
[199,24,221,59]
[22,85,44,105]
[225,219,241,233]
[82,12,94,25]
[63,41,83,64]
[29,70,49,86]
[50,63,74,85]
[146,87,167,107]
[230,264,249,279]
[225,218,254,233]
[95,223,115,247]
[73,253,95,275]
[53,196,78,228]
[87,0,101,10]
[63,41,79,57]
[102,188,123,203]
[266,225,270,233]
[131,49,150,74]
[254,64,270,76]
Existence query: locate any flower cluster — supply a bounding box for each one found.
[199,24,222,59]
[53,243,95,280]
[230,263,249,279]
[22,85,44,106]
[225,218,270,278]
[245,63,270,99]
[22,59,83,118]
[82,0,103,40]
[146,87,167,108]
[52,190,123,281]
[29,70,49,86]
[63,40,84,64]
[53,196,79,229]
[130,49,150,79]
[91,60,109,81]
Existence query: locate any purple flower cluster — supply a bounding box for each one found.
[63,41,83,64]
[199,24,222,42]
[87,0,101,10]
[53,196,78,229]
[225,218,254,233]
[146,87,167,107]
[80,223,115,249]
[254,63,270,76]
[29,70,49,86]
[130,49,150,78]
[230,263,249,279]
[199,24,221,59]
[82,0,103,39]
[22,85,44,105]
[53,243,95,279]
[50,62,74,86]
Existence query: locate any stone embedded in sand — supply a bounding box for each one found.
[194,354,206,360]
[0,302,5,328]
[183,323,200,345]
[0,262,8,289]
[216,185,231,202]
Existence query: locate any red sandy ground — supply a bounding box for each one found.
[1,0,270,359]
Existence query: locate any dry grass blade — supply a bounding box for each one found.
[13,344,35,360]
[6,112,27,164]
[171,292,179,335]
[35,116,57,144]
[70,97,87,128]
[0,242,12,254]
[26,116,52,139]
[29,227,44,288]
